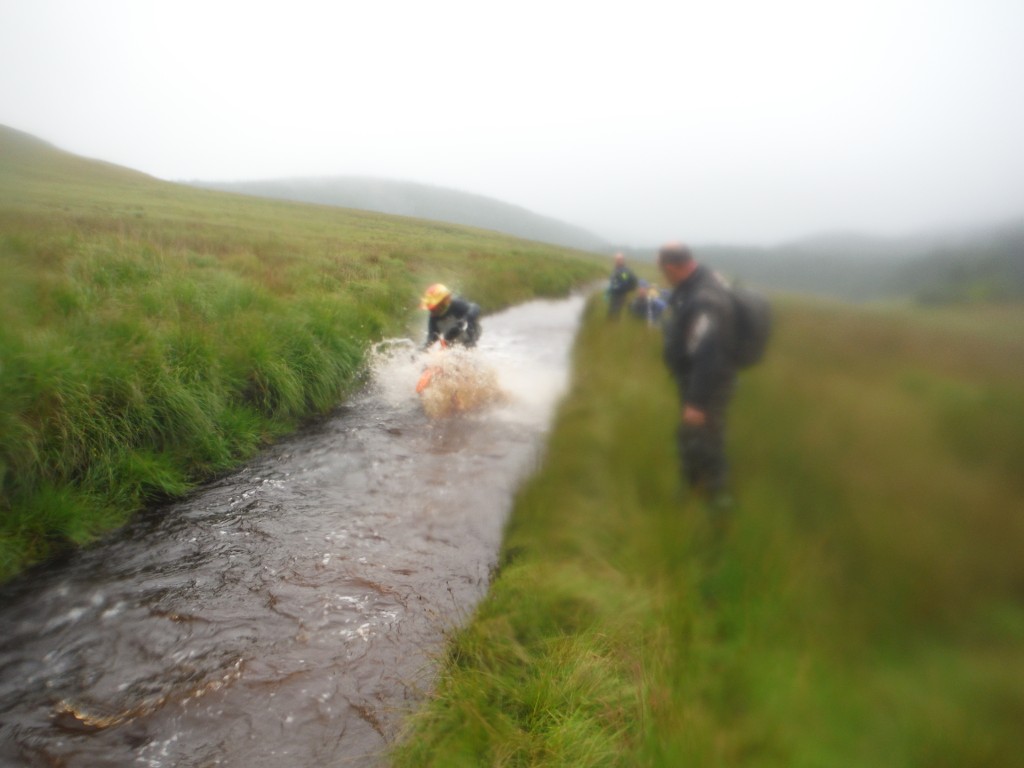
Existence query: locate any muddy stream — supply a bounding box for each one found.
[0,296,585,767]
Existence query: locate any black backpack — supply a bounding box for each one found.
[729,284,772,368]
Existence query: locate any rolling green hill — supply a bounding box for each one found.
[0,123,604,582]
[190,176,610,252]
[900,222,1024,303]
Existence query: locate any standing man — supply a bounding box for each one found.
[658,243,738,507]
[606,252,638,320]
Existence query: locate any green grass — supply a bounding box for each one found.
[0,125,604,581]
[390,297,1024,766]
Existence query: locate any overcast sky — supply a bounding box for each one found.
[2,0,1022,245]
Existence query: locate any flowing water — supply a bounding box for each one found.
[0,296,585,768]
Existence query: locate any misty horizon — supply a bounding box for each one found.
[3,1,1023,247]
[183,167,1024,251]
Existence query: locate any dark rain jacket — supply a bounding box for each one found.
[608,265,638,297]
[426,296,481,346]
[662,265,737,411]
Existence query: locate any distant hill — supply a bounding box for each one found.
[189,176,609,253]
[620,223,1024,303]
[898,220,1024,304]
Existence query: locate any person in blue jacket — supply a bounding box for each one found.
[606,252,638,320]
[629,281,668,326]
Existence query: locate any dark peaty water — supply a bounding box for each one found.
[0,296,584,767]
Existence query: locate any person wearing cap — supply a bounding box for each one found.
[420,283,482,349]
[658,243,738,507]
[606,252,638,320]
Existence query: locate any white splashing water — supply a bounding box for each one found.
[367,295,584,426]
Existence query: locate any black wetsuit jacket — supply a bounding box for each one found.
[426,297,481,346]
[662,265,737,410]
[608,265,638,297]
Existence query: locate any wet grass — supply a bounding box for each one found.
[390,297,1024,766]
[0,127,604,582]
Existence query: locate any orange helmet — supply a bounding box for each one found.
[420,283,452,311]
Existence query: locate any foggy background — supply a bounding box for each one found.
[2,0,1022,246]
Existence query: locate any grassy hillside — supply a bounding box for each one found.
[391,297,1024,766]
[0,124,604,582]
[903,221,1024,303]
[190,176,610,252]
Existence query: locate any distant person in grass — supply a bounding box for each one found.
[420,283,482,349]
[658,243,738,507]
[629,281,668,326]
[605,252,638,320]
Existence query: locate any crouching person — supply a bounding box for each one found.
[420,283,482,349]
